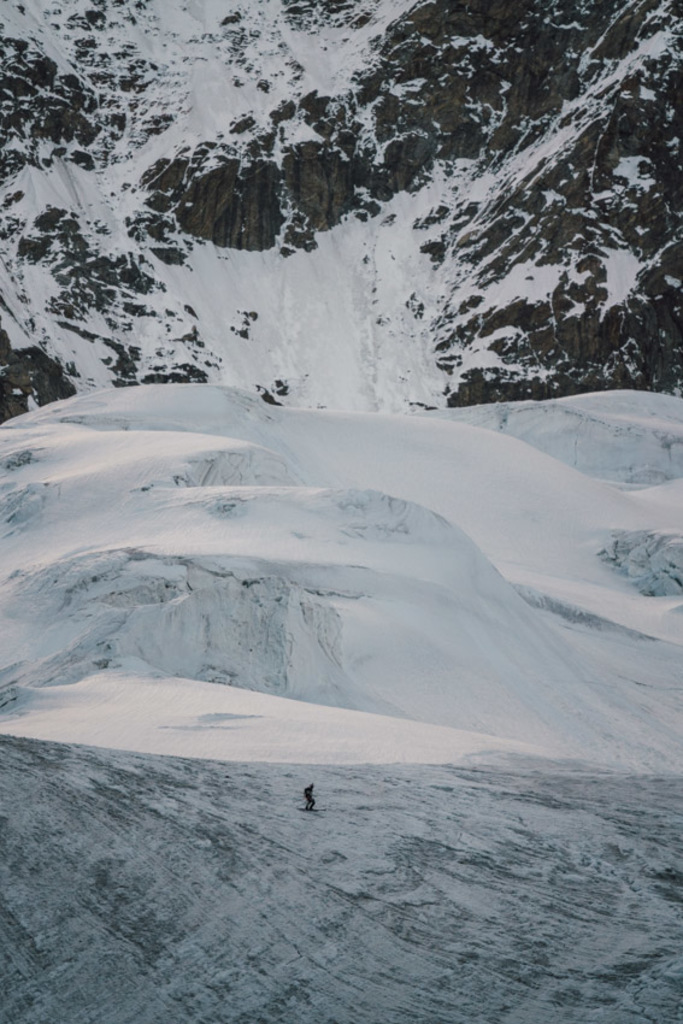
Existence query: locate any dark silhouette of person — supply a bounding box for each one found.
[304,783,315,811]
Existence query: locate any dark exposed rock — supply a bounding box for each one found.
[282,0,372,30]
[140,365,209,385]
[256,385,283,406]
[101,340,140,381]
[176,160,284,251]
[0,37,100,182]
[150,246,187,266]
[0,317,76,423]
[56,321,101,342]
[282,142,355,233]
[270,100,296,125]
[21,207,160,322]
[144,152,285,251]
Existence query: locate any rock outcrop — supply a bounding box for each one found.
[0,316,75,424]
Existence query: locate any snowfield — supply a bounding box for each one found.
[1,736,682,1024]
[2,0,683,1017]
[1,385,682,1023]
[0,384,681,771]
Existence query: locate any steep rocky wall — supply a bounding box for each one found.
[0,0,681,413]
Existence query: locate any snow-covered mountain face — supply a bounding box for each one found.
[1,0,681,420]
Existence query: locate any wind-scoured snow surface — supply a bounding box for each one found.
[1,385,682,1022]
[2,736,683,1024]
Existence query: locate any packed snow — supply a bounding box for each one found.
[2,735,682,1024]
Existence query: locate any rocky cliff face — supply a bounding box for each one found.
[0,0,681,416]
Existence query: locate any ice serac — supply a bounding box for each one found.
[0,0,681,412]
[442,390,683,483]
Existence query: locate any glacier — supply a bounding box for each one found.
[0,384,682,1022]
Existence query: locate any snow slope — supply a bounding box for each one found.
[0,0,457,411]
[3,735,683,1024]
[0,385,681,771]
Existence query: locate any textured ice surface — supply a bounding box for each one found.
[601,529,683,596]
[1,736,681,1024]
